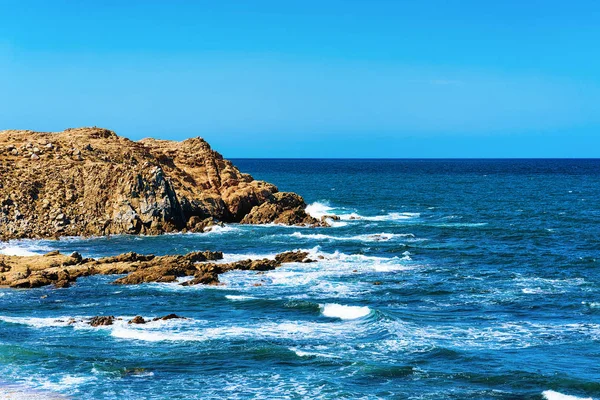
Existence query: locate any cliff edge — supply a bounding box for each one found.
[0,127,319,239]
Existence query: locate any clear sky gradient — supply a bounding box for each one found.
[1,1,599,157]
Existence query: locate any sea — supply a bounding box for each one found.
[0,159,598,399]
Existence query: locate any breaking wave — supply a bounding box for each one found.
[289,232,413,242]
[305,201,420,223]
[542,390,593,400]
[0,241,53,256]
[319,304,371,320]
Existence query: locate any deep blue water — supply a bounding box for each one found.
[0,159,599,399]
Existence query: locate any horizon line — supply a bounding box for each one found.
[228,157,600,160]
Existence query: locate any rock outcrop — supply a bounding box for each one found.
[240,192,317,226]
[0,127,321,240]
[0,250,315,289]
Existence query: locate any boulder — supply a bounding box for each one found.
[128,316,146,324]
[89,316,115,327]
[152,314,185,321]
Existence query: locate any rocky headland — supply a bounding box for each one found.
[0,127,321,240]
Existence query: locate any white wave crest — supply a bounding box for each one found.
[0,316,81,328]
[202,225,241,234]
[357,212,421,222]
[582,301,600,308]
[111,321,339,343]
[290,232,412,242]
[305,201,420,225]
[0,242,53,256]
[320,303,371,320]
[305,202,335,219]
[542,390,592,400]
[225,295,256,301]
[289,346,340,359]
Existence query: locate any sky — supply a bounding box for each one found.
[1,0,599,157]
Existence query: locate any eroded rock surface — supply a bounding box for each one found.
[0,250,315,289]
[0,127,321,240]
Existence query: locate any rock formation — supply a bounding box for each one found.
[0,250,314,289]
[0,127,320,240]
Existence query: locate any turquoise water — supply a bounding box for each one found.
[0,159,599,399]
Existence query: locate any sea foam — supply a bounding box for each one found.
[0,242,53,256]
[320,304,371,320]
[542,390,592,400]
[290,232,412,242]
[305,201,420,224]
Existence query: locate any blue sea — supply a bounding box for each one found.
[0,159,599,399]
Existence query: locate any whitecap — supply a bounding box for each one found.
[521,288,546,295]
[289,346,340,359]
[320,303,371,320]
[0,242,53,256]
[225,295,256,301]
[202,225,241,234]
[323,218,349,228]
[111,320,341,343]
[289,232,412,242]
[542,390,592,400]
[582,301,600,308]
[430,222,488,228]
[33,374,97,392]
[0,316,81,328]
[305,201,336,219]
[360,212,420,222]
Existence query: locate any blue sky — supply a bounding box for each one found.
[1,1,599,157]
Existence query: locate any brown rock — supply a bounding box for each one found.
[274,251,313,264]
[89,316,115,327]
[240,192,323,226]
[0,127,318,240]
[152,314,185,321]
[0,249,313,289]
[128,316,146,324]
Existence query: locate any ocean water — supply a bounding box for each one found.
[0,159,599,399]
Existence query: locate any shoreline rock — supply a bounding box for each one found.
[0,127,322,240]
[0,250,315,289]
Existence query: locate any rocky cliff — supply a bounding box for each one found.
[0,127,319,239]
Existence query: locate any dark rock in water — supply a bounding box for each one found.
[122,367,149,377]
[274,251,313,264]
[54,279,71,288]
[373,281,382,285]
[89,316,115,327]
[1,249,324,289]
[321,214,341,222]
[181,271,220,286]
[153,314,185,321]
[240,192,322,226]
[128,316,146,324]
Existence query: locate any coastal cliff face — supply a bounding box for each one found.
[0,127,319,239]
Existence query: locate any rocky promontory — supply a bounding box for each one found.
[0,127,320,240]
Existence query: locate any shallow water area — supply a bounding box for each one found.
[1,159,599,399]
